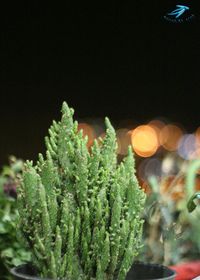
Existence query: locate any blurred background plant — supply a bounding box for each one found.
[187,191,200,213]
[0,156,31,280]
[139,159,200,266]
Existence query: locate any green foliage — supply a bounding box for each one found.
[0,158,31,280]
[18,102,145,279]
[140,159,200,266]
[187,192,200,213]
[187,160,200,213]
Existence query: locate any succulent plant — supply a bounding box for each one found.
[17,102,145,280]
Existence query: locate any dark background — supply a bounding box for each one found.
[0,2,199,164]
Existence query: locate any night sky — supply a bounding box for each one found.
[1,1,200,164]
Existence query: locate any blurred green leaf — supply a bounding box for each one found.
[0,223,8,234]
[1,248,14,259]
[0,158,31,279]
[187,192,200,213]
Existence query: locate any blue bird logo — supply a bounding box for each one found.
[168,5,189,18]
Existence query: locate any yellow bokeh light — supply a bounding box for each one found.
[131,125,159,157]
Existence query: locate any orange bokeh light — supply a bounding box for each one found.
[195,128,200,157]
[131,125,159,157]
[149,119,165,130]
[78,123,96,147]
[159,124,183,151]
[195,127,200,145]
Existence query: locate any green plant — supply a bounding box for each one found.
[187,193,200,213]
[17,102,145,280]
[140,159,200,266]
[139,175,182,265]
[187,160,200,213]
[0,157,31,280]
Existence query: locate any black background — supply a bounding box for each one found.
[0,2,200,164]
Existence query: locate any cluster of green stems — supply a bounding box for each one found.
[18,102,145,280]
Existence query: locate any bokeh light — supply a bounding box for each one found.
[162,155,177,175]
[196,127,200,144]
[131,125,159,157]
[149,119,165,131]
[78,123,96,147]
[159,124,183,151]
[195,127,200,157]
[178,134,197,160]
[138,157,161,181]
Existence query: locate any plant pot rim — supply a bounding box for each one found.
[126,261,176,280]
[11,262,176,280]
[10,264,53,280]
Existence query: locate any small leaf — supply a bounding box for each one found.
[187,192,200,212]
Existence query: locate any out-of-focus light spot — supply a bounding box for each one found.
[138,158,161,181]
[196,127,200,144]
[178,134,197,160]
[148,120,165,148]
[195,127,200,157]
[162,156,175,174]
[149,119,165,130]
[116,129,131,155]
[131,125,159,157]
[160,124,183,151]
[78,123,96,147]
